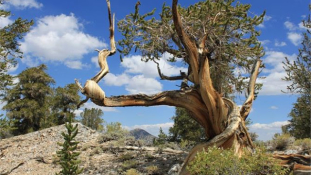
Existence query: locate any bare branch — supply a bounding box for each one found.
[153,60,185,81]
[107,0,116,55]
[240,59,262,120]
[172,0,199,84]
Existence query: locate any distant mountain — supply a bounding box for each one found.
[129,128,156,145]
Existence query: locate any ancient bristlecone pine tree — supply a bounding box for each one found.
[76,0,264,174]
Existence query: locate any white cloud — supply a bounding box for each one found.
[104,73,130,86]
[287,32,302,46]
[103,53,186,94]
[4,0,43,9]
[0,16,13,28]
[298,22,308,30]
[124,122,174,136]
[284,21,297,31]
[257,15,272,28]
[74,102,118,117]
[122,53,187,78]
[259,51,296,95]
[20,14,106,68]
[249,121,289,141]
[270,106,278,110]
[64,60,88,70]
[274,41,286,47]
[104,73,162,95]
[91,56,99,68]
[126,75,162,94]
[259,40,270,46]
[21,55,40,67]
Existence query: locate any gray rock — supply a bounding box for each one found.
[168,164,181,175]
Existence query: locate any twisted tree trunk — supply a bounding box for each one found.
[75,0,261,174]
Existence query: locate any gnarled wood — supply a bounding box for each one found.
[75,1,262,175]
[172,0,199,84]
[240,59,262,120]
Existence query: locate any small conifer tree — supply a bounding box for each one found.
[56,116,83,175]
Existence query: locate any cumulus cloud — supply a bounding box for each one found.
[124,122,173,136]
[249,121,289,141]
[0,16,13,28]
[121,53,187,78]
[3,0,43,9]
[287,32,302,46]
[274,41,286,47]
[258,51,296,95]
[126,75,162,94]
[270,106,278,110]
[20,14,106,69]
[258,15,272,28]
[104,73,130,86]
[74,102,118,117]
[284,21,297,31]
[103,53,186,95]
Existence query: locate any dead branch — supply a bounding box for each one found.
[153,60,185,81]
[240,59,261,120]
[172,0,199,84]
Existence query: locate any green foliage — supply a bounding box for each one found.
[293,138,311,151]
[146,165,159,174]
[187,146,288,175]
[125,168,140,175]
[270,133,295,151]
[51,83,81,125]
[56,116,83,175]
[153,127,167,146]
[80,108,104,131]
[285,95,310,139]
[283,6,311,139]
[169,107,206,143]
[118,152,134,162]
[122,160,138,170]
[118,0,265,95]
[98,122,129,143]
[0,6,33,96]
[0,116,16,139]
[3,64,55,134]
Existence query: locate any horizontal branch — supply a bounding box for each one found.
[92,90,188,108]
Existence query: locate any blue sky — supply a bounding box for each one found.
[0,0,309,141]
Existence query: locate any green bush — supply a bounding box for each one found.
[146,165,159,174]
[119,152,134,161]
[97,122,129,143]
[271,133,295,151]
[125,168,140,175]
[122,160,139,170]
[294,138,311,151]
[187,146,288,175]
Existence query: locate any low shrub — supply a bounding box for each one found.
[270,133,295,151]
[146,165,159,174]
[294,138,311,151]
[122,160,139,170]
[119,152,134,162]
[125,168,140,175]
[187,146,288,175]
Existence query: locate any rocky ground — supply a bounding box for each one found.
[0,123,186,175]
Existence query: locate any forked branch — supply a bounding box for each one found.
[75,0,116,108]
[172,0,200,84]
[153,60,185,81]
[240,59,262,120]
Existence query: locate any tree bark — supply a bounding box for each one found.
[75,0,261,174]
